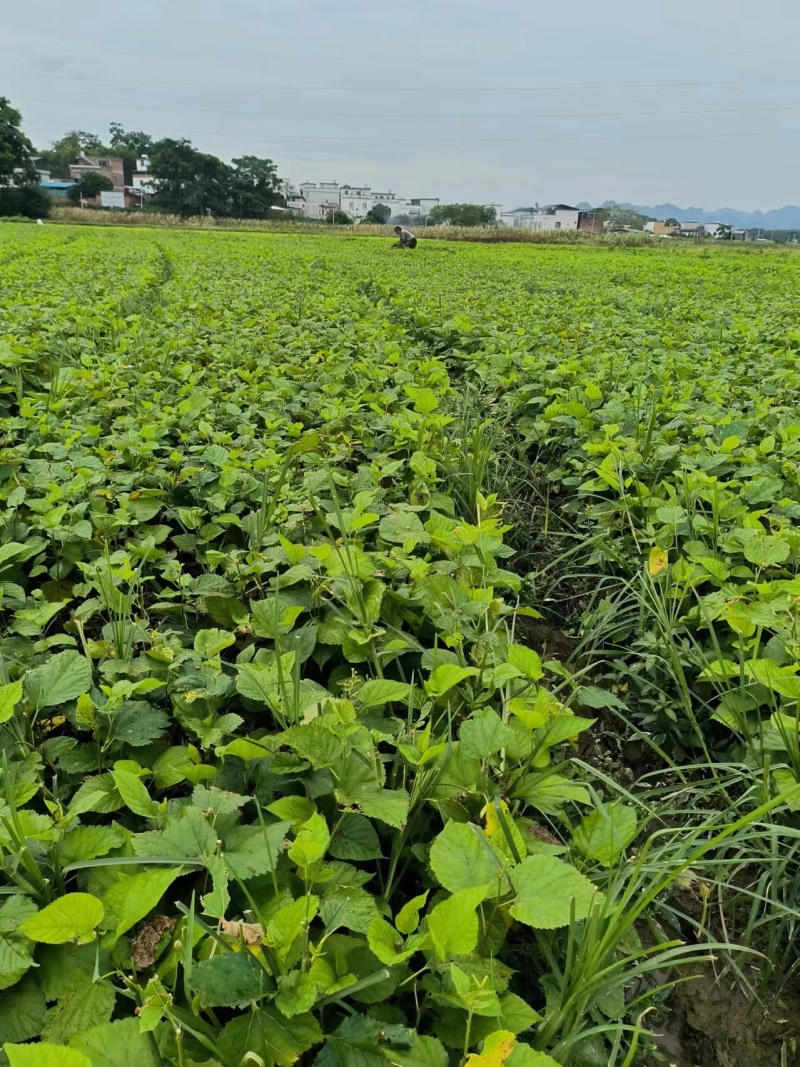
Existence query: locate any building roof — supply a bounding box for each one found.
[40,180,77,189]
[541,203,580,213]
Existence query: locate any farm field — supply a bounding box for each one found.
[1,225,800,1067]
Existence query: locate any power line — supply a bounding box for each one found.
[27,125,800,146]
[6,69,800,94]
[14,45,800,64]
[19,98,800,123]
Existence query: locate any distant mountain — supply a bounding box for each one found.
[574,201,800,230]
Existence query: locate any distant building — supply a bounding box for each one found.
[644,220,678,237]
[501,204,581,231]
[677,220,703,237]
[131,156,155,196]
[286,181,437,221]
[68,154,125,191]
[39,180,77,200]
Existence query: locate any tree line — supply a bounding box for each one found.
[0,100,285,219]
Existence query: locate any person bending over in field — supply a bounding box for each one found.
[393,225,417,249]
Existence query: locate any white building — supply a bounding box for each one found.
[131,156,155,196]
[288,181,438,221]
[503,204,581,231]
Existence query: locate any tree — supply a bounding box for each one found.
[0,185,50,218]
[108,123,153,157]
[67,172,114,203]
[326,209,352,225]
[664,217,679,228]
[716,223,734,240]
[364,203,391,224]
[0,96,35,183]
[228,155,283,218]
[38,130,110,176]
[606,205,649,230]
[150,138,231,217]
[427,203,496,226]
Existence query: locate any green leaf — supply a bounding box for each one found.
[507,645,543,682]
[510,856,599,929]
[59,825,125,866]
[429,821,504,893]
[367,917,406,965]
[267,796,316,827]
[69,1017,159,1067]
[575,686,626,711]
[5,1045,91,1067]
[427,887,485,961]
[395,892,428,936]
[218,1005,322,1067]
[223,822,290,880]
[289,812,330,867]
[276,971,317,1018]
[425,664,479,698]
[319,887,379,935]
[41,972,116,1044]
[0,679,23,724]
[379,511,430,548]
[358,679,412,707]
[19,892,103,945]
[336,779,410,830]
[0,976,46,1043]
[388,1033,449,1067]
[111,764,161,819]
[743,536,790,568]
[192,950,270,1008]
[102,867,184,942]
[313,1015,405,1067]
[0,934,35,991]
[460,709,515,760]
[69,774,124,816]
[572,802,637,867]
[326,813,381,862]
[25,651,93,710]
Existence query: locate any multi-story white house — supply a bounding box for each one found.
[288,181,438,221]
[501,204,581,231]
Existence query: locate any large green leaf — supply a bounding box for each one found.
[427,887,485,960]
[329,814,382,861]
[275,971,317,1018]
[5,1045,91,1067]
[102,867,184,942]
[41,972,116,1044]
[19,893,104,945]
[572,802,637,867]
[429,821,504,893]
[218,1005,322,1067]
[459,709,515,760]
[357,679,412,707]
[192,951,270,1009]
[0,976,46,1043]
[288,812,330,867]
[0,679,23,724]
[25,651,93,710]
[313,1016,410,1067]
[69,1017,159,1067]
[509,856,599,929]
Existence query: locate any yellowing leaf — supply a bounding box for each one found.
[465,1031,515,1067]
[647,547,668,576]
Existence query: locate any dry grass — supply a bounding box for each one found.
[49,206,653,245]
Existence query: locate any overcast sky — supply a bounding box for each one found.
[3,0,800,211]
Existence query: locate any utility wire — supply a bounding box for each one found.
[6,70,800,93]
[18,98,800,122]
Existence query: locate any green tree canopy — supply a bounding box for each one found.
[364,203,391,224]
[38,131,110,178]
[67,172,114,202]
[150,138,232,217]
[427,203,496,226]
[108,123,153,159]
[0,97,35,184]
[228,155,283,218]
